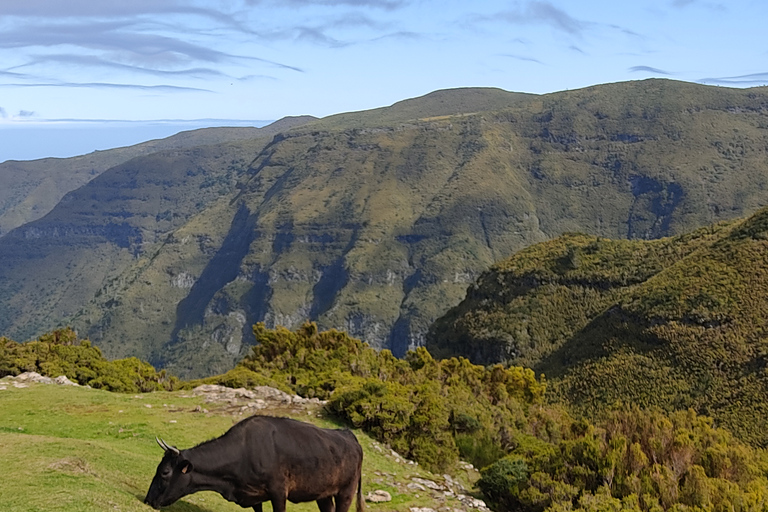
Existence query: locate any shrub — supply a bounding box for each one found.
[0,328,178,393]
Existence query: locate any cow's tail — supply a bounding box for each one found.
[357,468,365,512]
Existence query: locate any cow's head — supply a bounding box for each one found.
[144,438,195,509]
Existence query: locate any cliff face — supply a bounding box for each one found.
[4,80,768,378]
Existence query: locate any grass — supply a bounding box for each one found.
[0,381,477,512]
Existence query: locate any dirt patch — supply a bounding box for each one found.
[47,457,93,475]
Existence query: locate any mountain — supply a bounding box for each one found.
[427,206,768,446]
[0,116,315,237]
[311,87,534,129]
[4,79,768,378]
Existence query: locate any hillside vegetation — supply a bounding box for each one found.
[428,205,768,448]
[4,80,768,377]
[4,326,768,512]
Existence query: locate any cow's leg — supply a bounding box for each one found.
[253,504,263,512]
[271,495,288,512]
[317,496,335,512]
[334,485,356,512]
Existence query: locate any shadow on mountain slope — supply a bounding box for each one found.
[171,203,256,340]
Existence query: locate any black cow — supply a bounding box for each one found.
[144,416,365,512]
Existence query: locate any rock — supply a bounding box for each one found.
[190,384,328,407]
[457,496,489,510]
[53,375,78,386]
[407,483,427,492]
[441,473,466,492]
[191,384,224,394]
[410,508,436,512]
[16,372,54,384]
[4,372,79,387]
[252,386,295,403]
[411,477,445,491]
[365,490,392,503]
[233,388,258,399]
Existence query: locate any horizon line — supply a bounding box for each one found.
[0,118,277,127]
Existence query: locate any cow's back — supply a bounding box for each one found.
[238,416,363,500]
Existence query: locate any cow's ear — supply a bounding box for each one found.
[180,461,194,474]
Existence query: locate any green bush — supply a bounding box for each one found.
[235,322,547,472]
[477,406,768,512]
[0,328,178,393]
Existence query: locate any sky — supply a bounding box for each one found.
[1,0,766,162]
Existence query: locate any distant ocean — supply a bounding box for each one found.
[0,119,272,163]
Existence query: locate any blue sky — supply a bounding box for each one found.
[1,0,766,161]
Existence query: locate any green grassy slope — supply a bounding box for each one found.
[0,116,315,237]
[427,206,768,446]
[0,381,470,512]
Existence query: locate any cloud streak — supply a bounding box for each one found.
[0,0,400,87]
[244,0,406,10]
[500,53,544,64]
[0,82,212,92]
[698,72,768,86]
[629,65,671,75]
[670,0,725,10]
[0,18,305,86]
[17,55,233,79]
[0,0,409,20]
[498,1,587,36]
[0,1,247,27]
[471,1,640,47]
[0,21,246,64]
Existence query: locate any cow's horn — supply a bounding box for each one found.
[156,437,180,455]
[163,438,181,455]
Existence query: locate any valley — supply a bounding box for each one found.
[2,80,768,381]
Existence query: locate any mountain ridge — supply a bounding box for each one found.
[0,115,316,237]
[3,79,768,378]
